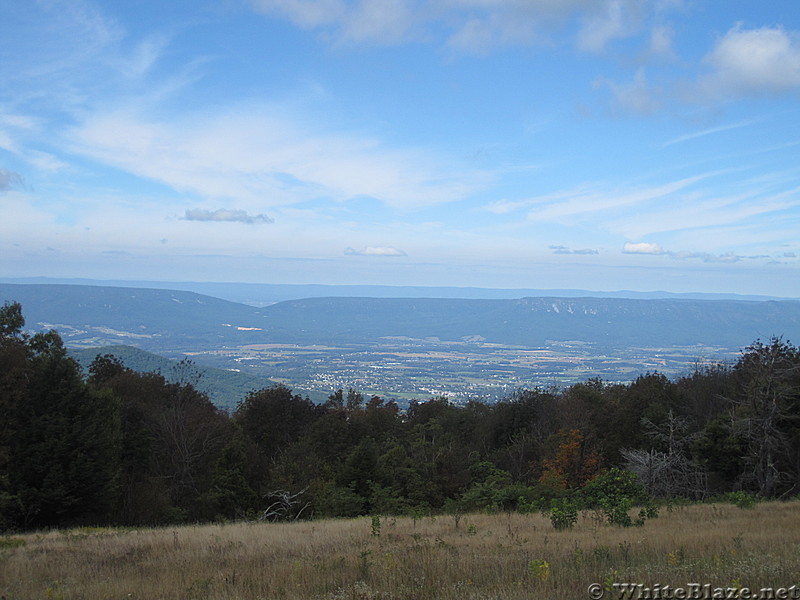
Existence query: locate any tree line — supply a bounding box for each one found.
[1,301,799,531]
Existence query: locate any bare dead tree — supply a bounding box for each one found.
[259,488,310,522]
[622,448,708,499]
[728,339,800,497]
[623,410,708,499]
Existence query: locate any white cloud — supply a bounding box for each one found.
[249,0,346,29]
[183,208,274,224]
[250,0,416,44]
[623,241,665,254]
[340,0,418,44]
[576,0,642,53]
[252,0,418,45]
[647,25,675,59]
[345,246,407,256]
[601,68,662,115]
[444,2,563,54]
[67,105,481,210]
[699,25,800,98]
[249,0,662,52]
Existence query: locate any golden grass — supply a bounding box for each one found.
[2,502,800,600]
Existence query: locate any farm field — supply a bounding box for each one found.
[184,339,737,403]
[2,502,799,600]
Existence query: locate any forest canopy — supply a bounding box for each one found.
[1,301,799,531]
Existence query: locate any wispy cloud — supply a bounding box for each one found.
[67,106,481,209]
[183,208,274,224]
[483,198,528,215]
[662,119,760,147]
[344,246,407,257]
[2,1,124,107]
[525,174,709,223]
[112,34,171,79]
[550,245,599,255]
[622,242,774,264]
[610,183,798,241]
[671,251,742,263]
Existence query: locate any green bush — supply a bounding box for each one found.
[723,491,759,509]
[581,468,658,527]
[600,496,634,527]
[547,497,578,530]
[581,468,648,508]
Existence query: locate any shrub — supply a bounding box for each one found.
[528,559,550,581]
[724,491,759,509]
[581,468,648,508]
[582,468,658,527]
[600,496,634,527]
[547,497,578,530]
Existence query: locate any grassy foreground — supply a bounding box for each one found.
[2,502,800,600]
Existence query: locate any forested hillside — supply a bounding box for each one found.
[2,301,800,531]
[68,345,280,411]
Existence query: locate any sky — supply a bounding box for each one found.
[2,0,800,297]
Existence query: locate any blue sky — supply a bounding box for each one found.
[2,1,800,296]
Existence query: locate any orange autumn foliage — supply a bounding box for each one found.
[539,428,604,489]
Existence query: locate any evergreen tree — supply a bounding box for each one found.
[11,330,120,528]
[0,302,28,528]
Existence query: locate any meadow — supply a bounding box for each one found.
[2,501,799,600]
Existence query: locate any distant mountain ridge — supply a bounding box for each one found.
[0,277,791,305]
[259,295,800,348]
[0,283,268,351]
[2,282,799,350]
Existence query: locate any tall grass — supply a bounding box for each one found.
[2,502,799,599]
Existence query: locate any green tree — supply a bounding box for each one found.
[338,437,379,503]
[90,357,228,524]
[202,424,260,520]
[235,385,321,460]
[11,330,120,528]
[728,338,800,496]
[0,302,29,528]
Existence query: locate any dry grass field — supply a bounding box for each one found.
[2,502,799,600]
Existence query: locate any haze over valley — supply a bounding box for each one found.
[3,280,798,407]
